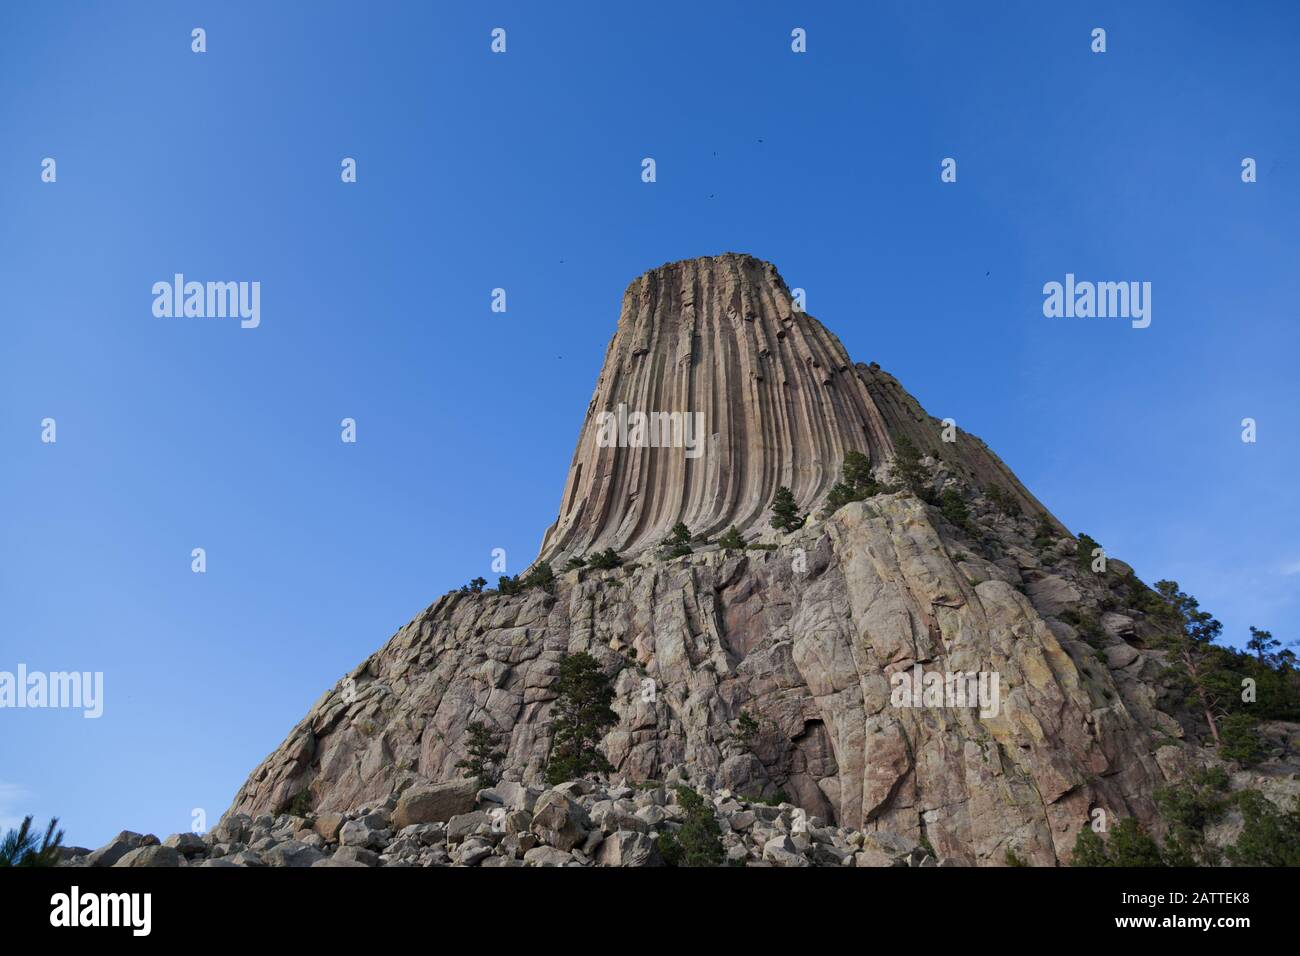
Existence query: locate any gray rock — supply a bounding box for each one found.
[530,791,590,851]
[113,845,181,867]
[446,811,491,845]
[596,830,662,867]
[391,780,479,829]
[523,845,575,867]
[332,845,379,866]
[87,831,146,868]
[162,832,207,857]
[265,841,325,867]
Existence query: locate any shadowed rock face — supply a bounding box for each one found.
[536,253,1053,564]
[220,255,1205,865]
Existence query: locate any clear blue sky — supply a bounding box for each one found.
[1,1,1296,848]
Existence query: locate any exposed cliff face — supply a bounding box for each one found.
[536,254,1052,565]
[220,254,1197,864]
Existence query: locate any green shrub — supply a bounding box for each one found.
[938,487,973,532]
[658,787,725,867]
[735,710,761,744]
[660,522,693,558]
[1226,792,1300,866]
[1076,533,1102,573]
[1070,825,1109,867]
[587,549,623,570]
[522,561,556,593]
[283,789,313,818]
[985,484,1021,517]
[1219,713,1264,766]
[718,526,747,551]
[1154,767,1229,866]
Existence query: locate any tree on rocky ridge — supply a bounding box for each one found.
[545,652,618,785]
[455,720,507,790]
[770,486,804,532]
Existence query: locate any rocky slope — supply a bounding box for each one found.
[213,254,1286,866]
[63,775,957,868]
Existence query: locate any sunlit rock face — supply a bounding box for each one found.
[536,253,1051,564]
[221,255,1231,866]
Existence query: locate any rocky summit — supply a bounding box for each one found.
[77,254,1299,868]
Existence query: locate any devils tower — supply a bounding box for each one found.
[209,254,1276,866]
[538,253,1050,563]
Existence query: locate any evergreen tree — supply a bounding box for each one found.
[938,487,973,532]
[842,450,874,489]
[1154,581,1227,746]
[545,652,617,785]
[661,522,693,558]
[522,560,556,594]
[1076,533,1102,573]
[770,486,804,532]
[587,548,623,570]
[717,526,747,551]
[891,436,932,497]
[1219,712,1264,766]
[454,720,506,790]
[1070,825,1110,867]
[1226,792,1300,866]
[1154,767,1230,866]
[658,787,725,867]
[1107,817,1166,866]
[0,816,63,867]
[1246,626,1281,665]
[563,556,587,571]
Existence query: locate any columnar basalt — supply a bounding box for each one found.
[536,253,1052,565]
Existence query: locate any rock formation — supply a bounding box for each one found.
[537,254,1052,563]
[209,254,1294,866]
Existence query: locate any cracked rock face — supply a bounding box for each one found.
[218,254,1233,865]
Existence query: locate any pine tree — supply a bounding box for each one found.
[454,720,506,790]
[717,526,747,551]
[545,652,617,785]
[1246,626,1281,665]
[1226,792,1300,866]
[1154,581,1227,746]
[1154,766,1230,866]
[0,816,63,867]
[842,450,873,489]
[661,522,693,558]
[770,486,804,532]
[891,435,932,497]
[587,548,623,570]
[658,787,725,866]
[1106,818,1166,866]
[1070,825,1110,867]
[522,560,556,593]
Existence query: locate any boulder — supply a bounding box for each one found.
[391,780,479,828]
